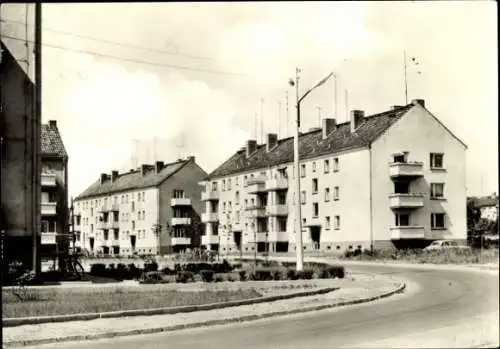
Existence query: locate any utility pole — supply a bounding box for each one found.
[33,2,42,275]
[70,198,75,258]
[293,67,304,271]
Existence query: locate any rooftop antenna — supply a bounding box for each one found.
[260,98,264,144]
[316,106,322,127]
[177,133,186,159]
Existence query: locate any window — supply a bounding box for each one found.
[395,213,410,227]
[324,159,330,173]
[431,213,446,229]
[235,191,240,203]
[313,203,319,217]
[223,202,226,212]
[132,221,135,230]
[324,188,330,202]
[131,201,135,212]
[300,164,306,177]
[243,176,248,187]
[90,208,93,216]
[393,153,406,163]
[235,177,239,186]
[228,201,232,212]
[394,181,410,194]
[137,193,141,201]
[312,179,318,194]
[222,180,226,191]
[431,183,445,199]
[333,157,339,172]
[430,153,444,169]
[212,181,218,191]
[325,216,331,230]
[137,211,141,220]
[236,211,240,223]
[278,219,287,232]
[333,186,339,201]
[301,191,306,204]
[334,215,340,230]
[277,191,287,205]
[228,179,232,190]
[244,199,248,208]
[173,189,184,198]
[312,162,316,173]
[114,196,118,204]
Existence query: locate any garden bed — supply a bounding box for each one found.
[2,287,262,318]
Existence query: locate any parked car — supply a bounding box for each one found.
[424,240,471,251]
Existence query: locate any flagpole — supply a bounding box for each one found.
[293,67,304,271]
[404,50,408,104]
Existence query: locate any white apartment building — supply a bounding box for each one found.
[73,157,206,256]
[199,99,467,254]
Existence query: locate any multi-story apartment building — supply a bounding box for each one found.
[40,121,69,259]
[73,157,206,256]
[200,99,467,254]
[474,194,499,222]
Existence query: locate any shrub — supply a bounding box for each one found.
[271,268,283,280]
[142,271,163,282]
[175,271,195,283]
[214,274,224,282]
[327,265,345,279]
[127,264,141,279]
[144,262,158,273]
[252,267,274,281]
[286,268,298,280]
[296,268,314,280]
[200,269,215,282]
[90,263,107,277]
[238,270,247,281]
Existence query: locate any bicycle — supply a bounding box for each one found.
[59,252,85,278]
[11,269,36,301]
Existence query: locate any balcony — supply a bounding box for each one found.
[265,177,289,191]
[171,197,191,206]
[171,237,191,245]
[41,232,57,245]
[266,204,288,216]
[98,203,120,212]
[41,202,57,216]
[303,217,321,227]
[96,221,119,230]
[41,173,57,187]
[247,177,267,194]
[389,162,424,178]
[245,206,266,218]
[202,234,220,245]
[390,226,425,239]
[202,212,219,223]
[267,230,289,241]
[201,190,219,201]
[171,217,192,226]
[389,194,424,209]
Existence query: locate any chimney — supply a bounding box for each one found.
[141,164,149,176]
[48,120,57,129]
[322,118,337,139]
[111,170,119,182]
[391,105,403,110]
[155,161,164,173]
[266,133,278,152]
[246,140,257,158]
[412,99,425,108]
[187,156,195,163]
[350,110,365,133]
[99,173,108,185]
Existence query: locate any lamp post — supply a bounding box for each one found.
[289,68,335,271]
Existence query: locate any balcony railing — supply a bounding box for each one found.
[98,203,120,212]
[389,194,425,209]
[201,190,219,201]
[266,204,288,216]
[390,226,425,239]
[41,173,57,187]
[97,221,119,230]
[245,206,266,218]
[41,202,57,216]
[171,197,192,206]
[201,234,220,245]
[246,231,268,243]
[171,217,192,226]
[389,162,424,178]
[265,177,289,191]
[201,212,218,223]
[171,237,191,245]
[41,232,57,245]
[267,230,289,241]
[247,176,267,194]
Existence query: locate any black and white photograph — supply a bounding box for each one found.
[0,1,498,348]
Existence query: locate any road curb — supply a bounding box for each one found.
[2,286,339,327]
[3,281,406,348]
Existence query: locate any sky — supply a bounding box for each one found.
[1,1,497,199]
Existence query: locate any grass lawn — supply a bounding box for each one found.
[2,287,262,318]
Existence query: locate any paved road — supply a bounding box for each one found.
[25,265,499,349]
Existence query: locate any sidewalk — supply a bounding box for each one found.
[2,274,404,348]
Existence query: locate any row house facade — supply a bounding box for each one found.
[199,99,467,254]
[73,157,206,256]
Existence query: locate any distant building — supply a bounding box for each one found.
[200,99,467,254]
[475,194,499,222]
[40,121,69,259]
[73,157,207,256]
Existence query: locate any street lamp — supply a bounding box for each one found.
[289,68,335,271]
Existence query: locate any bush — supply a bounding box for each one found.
[250,267,274,281]
[214,274,224,282]
[142,271,163,282]
[90,263,107,277]
[327,265,345,279]
[200,269,215,282]
[286,268,298,280]
[144,262,158,273]
[296,268,314,280]
[175,271,195,283]
[238,270,247,281]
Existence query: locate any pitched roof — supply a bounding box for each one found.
[207,104,414,179]
[475,196,499,208]
[41,123,67,158]
[75,159,191,200]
